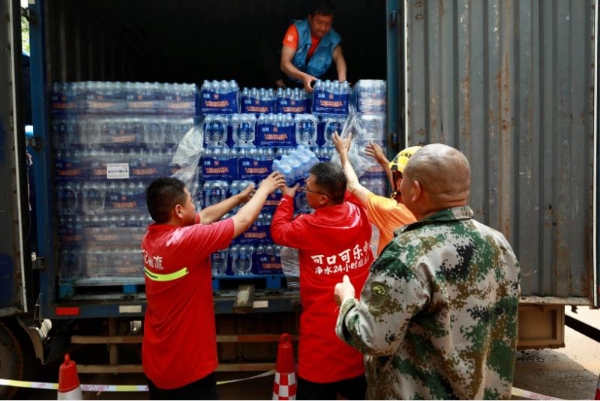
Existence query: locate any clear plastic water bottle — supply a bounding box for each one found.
[211,249,228,276]
[371,176,386,196]
[295,114,318,146]
[59,249,82,281]
[205,115,229,147]
[82,182,106,215]
[358,114,386,143]
[229,179,254,198]
[143,118,164,149]
[205,180,229,206]
[235,245,254,275]
[272,157,293,184]
[57,182,79,215]
[228,245,239,276]
[232,114,256,146]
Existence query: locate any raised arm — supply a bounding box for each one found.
[232,172,285,238]
[332,45,347,82]
[365,142,393,187]
[199,184,255,224]
[332,131,371,204]
[280,45,318,93]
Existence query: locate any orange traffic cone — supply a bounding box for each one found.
[272,333,297,400]
[595,372,600,400]
[57,354,83,400]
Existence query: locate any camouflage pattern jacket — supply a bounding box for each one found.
[335,206,521,399]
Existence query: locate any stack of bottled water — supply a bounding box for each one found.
[276,88,311,114]
[196,80,391,284]
[254,244,283,275]
[311,80,352,116]
[352,80,386,146]
[51,81,198,117]
[271,146,320,186]
[200,80,240,115]
[256,113,295,147]
[352,80,389,199]
[241,88,276,115]
[353,79,387,114]
[51,81,198,292]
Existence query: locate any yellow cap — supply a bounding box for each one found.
[388,146,422,172]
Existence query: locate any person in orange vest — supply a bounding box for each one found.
[142,172,284,399]
[332,132,419,255]
[280,0,347,92]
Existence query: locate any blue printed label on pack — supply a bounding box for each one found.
[200,90,239,114]
[241,97,276,115]
[238,157,272,180]
[276,98,310,114]
[256,124,295,146]
[311,91,349,115]
[201,156,237,180]
[237,224,271,244]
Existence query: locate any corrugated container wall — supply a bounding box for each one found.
[403,0,596,300]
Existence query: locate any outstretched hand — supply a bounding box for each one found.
[236,183,255,204]
[259,171,286,194]
[281,183,300,198]
[303,75,318,93]
[332,131,353,157]
[365,142,389,166]
[334,275,356,306]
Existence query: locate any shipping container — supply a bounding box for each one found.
[0,0,597,398]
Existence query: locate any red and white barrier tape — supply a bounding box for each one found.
[0,370,275,392]
[512,386,562,400]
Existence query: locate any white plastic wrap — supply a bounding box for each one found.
[171,123,204,199]
[280,246,300,288]
[329,109,379,177]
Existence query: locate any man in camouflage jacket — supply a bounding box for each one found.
[334,143,521,399]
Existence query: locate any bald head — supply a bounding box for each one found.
[403,144,470,213]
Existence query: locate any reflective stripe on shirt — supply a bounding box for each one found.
[144,267,189,281]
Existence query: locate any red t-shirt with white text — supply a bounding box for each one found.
[271,193,373,383]
[142,215,234,389]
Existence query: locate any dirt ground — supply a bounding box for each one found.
[512,307,600,400]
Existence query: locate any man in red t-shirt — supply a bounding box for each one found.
[271,162,373,400]
[142,172,284,399]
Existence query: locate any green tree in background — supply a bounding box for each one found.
[21,15,29,53]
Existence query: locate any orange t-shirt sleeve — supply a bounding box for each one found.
[365,192,416,255]
[283,24,299,50]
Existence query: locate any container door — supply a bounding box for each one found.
[395,1,596,305]
[592,0,600,308]
[0,0,32,315]
[385,0,403,155]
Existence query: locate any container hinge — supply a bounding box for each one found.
[26,135,42,149]
[31,252,46,270]
[388,10,398,28]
